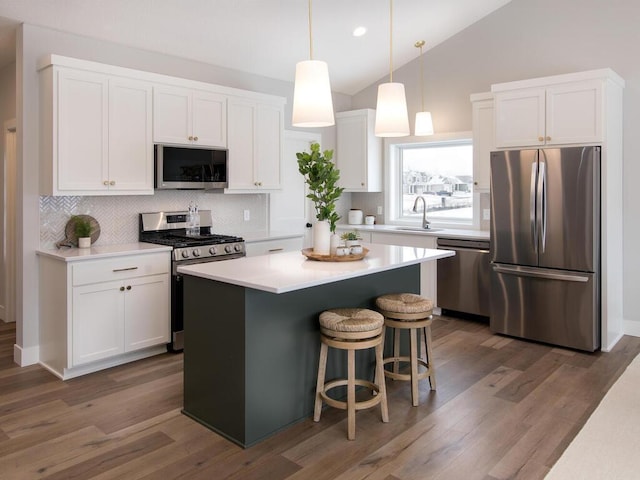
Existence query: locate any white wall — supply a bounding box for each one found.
[352,0,640,334]
[15,23,352,364]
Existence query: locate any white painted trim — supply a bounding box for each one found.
[624,320,640,339]
[14,343,39,366]
[491,68,625,92]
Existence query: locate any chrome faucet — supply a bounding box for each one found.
[412,196,431,229]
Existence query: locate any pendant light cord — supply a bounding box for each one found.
[308,0,314,60]
[416,40,426,111]
[389,0,393,82]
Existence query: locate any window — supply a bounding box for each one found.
[388,135,474,226]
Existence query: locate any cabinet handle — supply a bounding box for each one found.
[103,181,109,186]
[268,248,284,253]
[109,180,115,186]
[113,266,139,272]
[546,136,551,141]
[120,286,125,291]
[126,285,132,290]
[188,135,193,141]
[193,136,199,141]
[474,181,478,186]
[538,136,544,142]
[361,182,365,186]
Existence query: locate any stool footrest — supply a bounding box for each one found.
[320,379,384,412]
[383,357,432,382]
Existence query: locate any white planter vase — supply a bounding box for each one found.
[78,237,91,248]
[329,233,340,255]
[313,220,331,255]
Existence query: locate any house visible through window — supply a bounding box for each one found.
[396,139,473,225]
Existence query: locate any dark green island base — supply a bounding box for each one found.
[182,264,420,447]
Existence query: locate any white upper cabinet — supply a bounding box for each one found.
[335,109,382,192]
[226,97,284,191]
[493,72,610,148]
[153,86,227,148]
[40,63,153,196]
[470,93,494,191]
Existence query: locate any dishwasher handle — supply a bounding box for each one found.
[437,238,490,251]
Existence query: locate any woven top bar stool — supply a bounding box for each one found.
[314,308,389,440]
[375,293,436,407]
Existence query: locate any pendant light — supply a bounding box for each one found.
[292,0,335,127]
[375,0,410,137]
[414,40,434,136]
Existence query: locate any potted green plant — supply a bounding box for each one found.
[297,142,344,255]
[340,231,361,247]
[72,215,93,248]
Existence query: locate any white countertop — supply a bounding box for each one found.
[178,242,454,294]
[36,242,172,262]
[240,230,305,243]
[336,224,490,241]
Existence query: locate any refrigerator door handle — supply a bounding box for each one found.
[537,160,547,253]
[493,264,589,282]
[530,162,538,253]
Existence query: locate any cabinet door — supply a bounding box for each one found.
[153,86,192,145]
[255,102,283,189]
[336,113,368,190]
[192,91,227,147]
[472,98,493,191]
[72,281,125,366]
[108,78,153,193]
[546,81,602,145]
[57,68,108,192]
[227,98,257,190]
[124,274,170,352]
[494,88,545,148]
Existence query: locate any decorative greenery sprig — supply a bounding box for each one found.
[340,231,360,241]
[296,142,344,233]
[72,216,93,238]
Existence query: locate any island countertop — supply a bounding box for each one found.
[177,243,454,294]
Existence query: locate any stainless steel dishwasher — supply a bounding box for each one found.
[437,238,491,317]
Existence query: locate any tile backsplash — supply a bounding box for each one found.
[40,191,267,249]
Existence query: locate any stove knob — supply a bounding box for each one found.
[181,250,190,259]
[192,248,201,257]
[225,245,233,253]
[209,246,218,255]
[234,244,243,252]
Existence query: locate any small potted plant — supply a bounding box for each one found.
[72,215,93,248]
[297,142,344,255]
[340,231,360,247]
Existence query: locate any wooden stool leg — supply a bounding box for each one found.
[424,325,436,390]
[393,326,400,375]
[347,349,356,440]
[314,341,328,422]
[375,340,389,423]
[410,327,419,406]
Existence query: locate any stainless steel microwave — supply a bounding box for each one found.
[154,144,228,190]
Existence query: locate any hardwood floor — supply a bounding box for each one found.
[1,316,639,479]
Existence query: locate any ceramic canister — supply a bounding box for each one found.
[348,209,363,225]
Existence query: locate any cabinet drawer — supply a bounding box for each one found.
[245,237,303,257]
[72,252,169,286]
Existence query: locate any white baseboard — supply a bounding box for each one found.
[14,344,39,366]
[0,304,5,321]
[624,319,640,339]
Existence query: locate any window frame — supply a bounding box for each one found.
[384,131,478,229]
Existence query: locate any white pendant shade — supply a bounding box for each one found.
[375,82,410,137]
[415,111,434,136]
[292,60,335,127]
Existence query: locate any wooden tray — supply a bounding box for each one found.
[64,215,101,247]
[301,247,369,262]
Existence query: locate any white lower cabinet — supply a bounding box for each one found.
[369,232,438,304]
[39,250,170,379]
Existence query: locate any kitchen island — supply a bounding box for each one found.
[178,243,454,447]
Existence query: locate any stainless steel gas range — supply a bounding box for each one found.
[139,210,245,351]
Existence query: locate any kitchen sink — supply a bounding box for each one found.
[393,227,443,233]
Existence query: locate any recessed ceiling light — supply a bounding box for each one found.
[352,26,367,37]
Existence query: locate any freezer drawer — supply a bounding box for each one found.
[490,264,600,351]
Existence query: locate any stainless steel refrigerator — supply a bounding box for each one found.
[490,146,600,351]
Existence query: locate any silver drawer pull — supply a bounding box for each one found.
[268,248,284,253]
[112,266,139,272]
